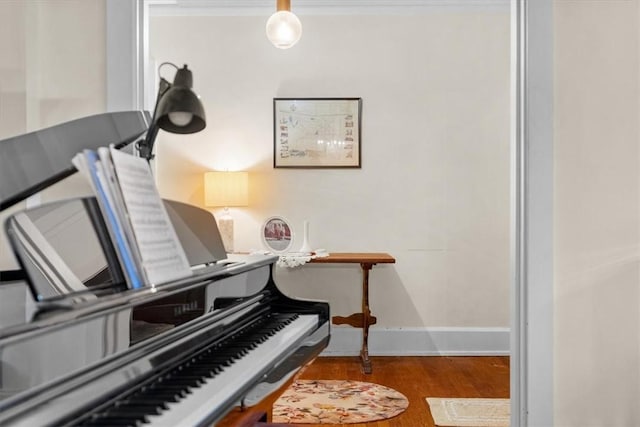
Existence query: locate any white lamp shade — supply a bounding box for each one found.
[266,10,302,49]
[204,171,249,207]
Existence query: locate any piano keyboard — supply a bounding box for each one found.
[74,313,318,427]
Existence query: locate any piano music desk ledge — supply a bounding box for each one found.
[309,252,396,374]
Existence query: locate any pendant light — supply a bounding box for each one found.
[266,0,302,49]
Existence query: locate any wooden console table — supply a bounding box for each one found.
[309,252,396,373]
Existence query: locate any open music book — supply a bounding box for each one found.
[73,146,192,289]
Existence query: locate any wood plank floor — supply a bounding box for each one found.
[219,355,510,426]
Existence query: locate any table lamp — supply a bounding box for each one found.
[204,171,249,253]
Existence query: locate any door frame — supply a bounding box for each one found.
[106,1,556,425]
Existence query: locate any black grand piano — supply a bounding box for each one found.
[0,112,330,426]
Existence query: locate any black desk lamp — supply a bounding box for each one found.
[137,62,206,160]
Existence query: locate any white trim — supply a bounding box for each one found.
[141,1,154,112]
[511,0,526,425]
[148,0,509,16]
[106,0,144,111]
[522,0,554,426]
[321,327,510,356]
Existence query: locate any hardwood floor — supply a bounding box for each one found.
[219,355,510,426]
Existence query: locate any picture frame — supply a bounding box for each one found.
[273,98,362,168]
[261,216,294,253]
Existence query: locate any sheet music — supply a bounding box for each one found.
[73,150,144,289]
[97,147,147,286]
[109,147,192,285]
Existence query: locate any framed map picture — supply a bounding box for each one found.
[273,98,362,168]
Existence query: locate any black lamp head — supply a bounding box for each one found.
[138,63,206,161]
[155,64,206,134]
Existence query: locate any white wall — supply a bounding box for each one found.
[554,1,640,425]
[0,0,106,270]
[150,8,511,335]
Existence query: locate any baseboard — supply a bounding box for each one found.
[320,327,510,356]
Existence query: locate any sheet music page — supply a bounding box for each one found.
[109,147,192,285]
[97,147,148,286]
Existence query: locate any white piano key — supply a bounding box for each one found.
[144,314,318,427]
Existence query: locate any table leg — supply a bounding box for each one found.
[330,261,379,374]
[359,262,374,374]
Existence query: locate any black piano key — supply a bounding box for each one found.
[79,422,134,427]
[185,367,218,377]
[225,346,250,357]
[162,372,201,380]
[127,395,180,405]
[233,340,259,349]
[127,395,178,405]
[141,387,190,397]
[144,383,191,392]
[167,374,207,384]
[202,357,234,367]
[157,378,202,388]
[105,408,160,417]
[87,416,145,426]
[118,402,170,412]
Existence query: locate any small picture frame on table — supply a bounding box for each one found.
[273,98,362,168]
[262,216,294,253]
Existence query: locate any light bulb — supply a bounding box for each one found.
[266,11,302,49]
[168,111,193,127]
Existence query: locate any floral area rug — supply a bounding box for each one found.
[272,379,409,424]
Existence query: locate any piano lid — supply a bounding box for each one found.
[0,111,150,211]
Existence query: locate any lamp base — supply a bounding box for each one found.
[218,215,234,253]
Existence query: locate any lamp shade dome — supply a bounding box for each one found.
[266,10,302,49]
[156,65,206,134]
[156,87,206,134]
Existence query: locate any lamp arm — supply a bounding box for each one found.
[137,76,171,160]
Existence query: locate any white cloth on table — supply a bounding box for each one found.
[277,250,329,268]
